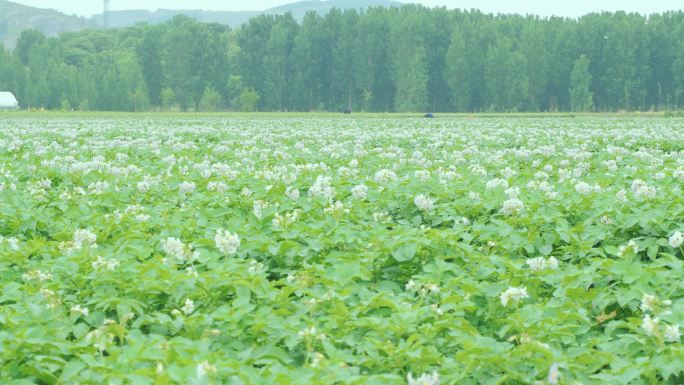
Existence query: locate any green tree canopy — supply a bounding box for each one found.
[570,55,594,112]
[2,8,684,112]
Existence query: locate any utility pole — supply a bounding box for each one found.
[103,0,111,29]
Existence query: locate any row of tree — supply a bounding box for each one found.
[1,6,684,112]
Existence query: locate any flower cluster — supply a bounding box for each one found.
[640,293,679,342]
[374,169,398,185]
[60,229,98,255]
[526,256,559,272]
[179,181,196,194]
[669,231,683,248]
[500,286,529,307]
[214,229,240,256]
[617,239,639,257]
[308,175,335,201]
[500,198,524,216]
[407,371,440,385]
[351,184,368,200]
[631,179,656,200]
[405,280,441,296]
[70,304,90,317]
[161,237,199,262]
[574,181,601,195]
[414,194,434,212]
[74,229,97,248]
[92,256,120,271]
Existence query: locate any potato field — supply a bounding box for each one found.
[1,116,683,385]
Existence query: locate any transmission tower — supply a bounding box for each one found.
[103,0,111,28]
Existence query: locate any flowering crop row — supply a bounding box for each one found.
[0,116,682,384]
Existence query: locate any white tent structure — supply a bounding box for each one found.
[0,92,19,110]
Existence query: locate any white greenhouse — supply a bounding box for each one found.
[0,92,19,110]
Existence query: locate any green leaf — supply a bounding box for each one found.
[539,244,553,256]
[59,361,86,382]
[391,242,417,262]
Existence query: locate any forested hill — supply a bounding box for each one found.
[257,0,403,19]
[0,0,402,46]
[89,9,259,29]
[0,1,94,48]
[1,7,684,113]
[92,1,402,28]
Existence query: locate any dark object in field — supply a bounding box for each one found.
[344,109,352,114]
[424,113,434,118]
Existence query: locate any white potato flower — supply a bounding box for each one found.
[547,363,560,385]
[468,191,481,201]
[546,256,559,269]
[664,324,681,342]
[181,298,195,315]
[500,286,529,307]
[575,181,592,195]
[407,371,440,385]
[526,257,546,272]
[285,186,300,200]
[640,294,658,313]
[7,237,20,251]
[73,229,97,249]
[253,200,268,219]
[70,304,89,317]
[486,178,508,190]
[631,179,656,200]
[616,188,628,202]
[414,194,434,212]
[526,256,559,272]
[500,198,524,215]
[196,361,217,379]
[161,237,198,262]
[374,169,397,185]
[351,184,368,200]
[308,175,335,201]
[324,200,348,214]
[92,256,120,271]
[642,314,659,336]
[669,231,683,248]
[179,181,196,194]
[161,237,185,259]
[415,170,431,181]
[214,229,240,256]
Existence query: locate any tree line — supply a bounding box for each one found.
[1,6,684,112]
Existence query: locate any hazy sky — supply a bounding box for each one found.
[12,0,683,17]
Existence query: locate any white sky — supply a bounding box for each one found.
[11,0,684,17]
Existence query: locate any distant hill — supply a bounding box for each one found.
[90,9,260,29]
[0,0,403,49]
[262,0,404,19]
[0,0,94,48]
[90,0,403,28]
